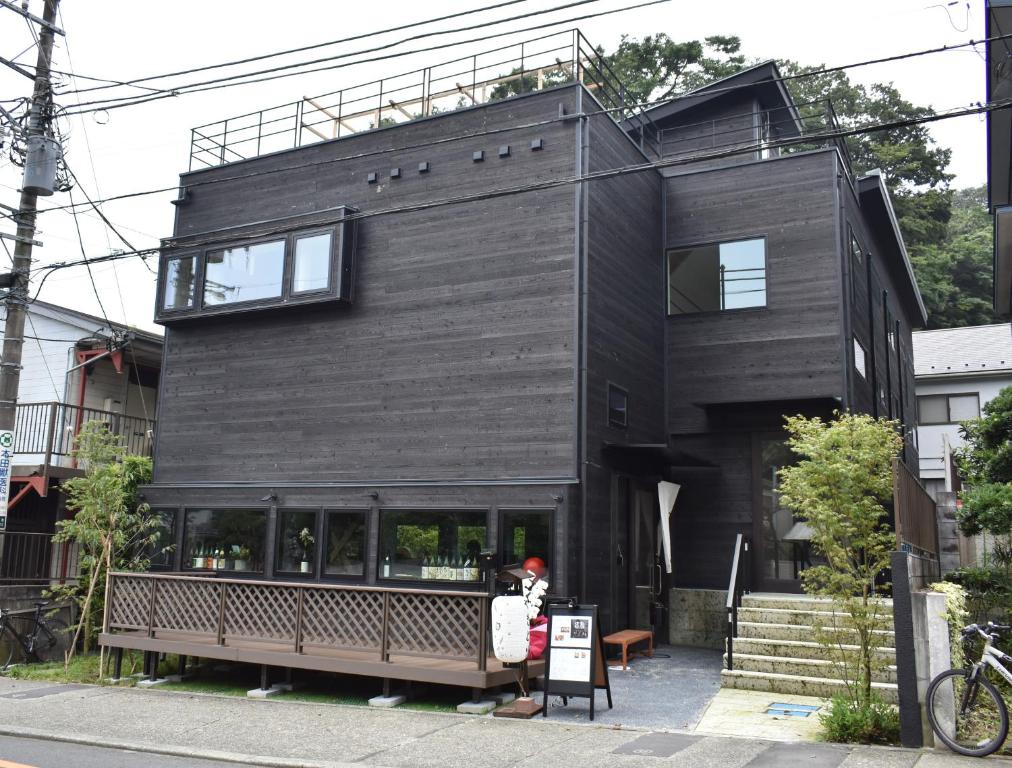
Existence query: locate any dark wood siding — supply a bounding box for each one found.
[658,94,760,172]
[581,106,665,632]
[663,150,845,434]
[155,89,581,485]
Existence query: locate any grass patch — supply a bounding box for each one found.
[2,651,139,685]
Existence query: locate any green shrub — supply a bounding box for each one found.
[820,695,900,745]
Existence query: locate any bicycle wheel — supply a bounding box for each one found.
[927,668,1009,757]
[33,618,70,664]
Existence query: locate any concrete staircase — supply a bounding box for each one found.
[720,594,898,703]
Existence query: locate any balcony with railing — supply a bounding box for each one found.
[14,401,155,470]
[188,29,660,170]
[658,98,855,176]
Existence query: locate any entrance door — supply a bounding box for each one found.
[753,435,807,592]
[629,486,662,632]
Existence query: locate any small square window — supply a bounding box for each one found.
[917,395,947,424]
[948,394,980,422]
[667,238,766,314]
[608,384,628,428]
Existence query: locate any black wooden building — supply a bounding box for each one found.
[142,40,925,638]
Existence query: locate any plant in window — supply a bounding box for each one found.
[235,545,251,571]
[297,527,315,573]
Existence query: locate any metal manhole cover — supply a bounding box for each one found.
[612,732,700,758]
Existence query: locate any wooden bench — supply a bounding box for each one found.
[602,629,653,670]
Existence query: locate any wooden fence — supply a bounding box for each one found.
[893,458,940,557]
[99,572,529,690]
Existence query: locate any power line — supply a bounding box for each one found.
[32,95,1012,278]
[25,311,62,400]
[40,29,1011,215]
[64,0,531,97]
[66,187,113,330]
[61,0,668,115]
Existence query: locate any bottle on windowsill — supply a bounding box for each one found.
[420,555,430,580]
[456,556,468,582]
[382,554,391,578]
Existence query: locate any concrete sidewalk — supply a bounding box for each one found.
[0,678,1005,768]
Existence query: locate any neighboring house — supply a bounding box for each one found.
[137,30,926,643]
[913,323,1012,498]
[0,300,162,583]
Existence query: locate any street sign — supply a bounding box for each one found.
[0,429,14,531]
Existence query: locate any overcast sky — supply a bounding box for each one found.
[0,0,988,332]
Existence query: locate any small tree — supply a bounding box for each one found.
[950,385,1012,619]
[778,411,903,707]
[50,422,158,668]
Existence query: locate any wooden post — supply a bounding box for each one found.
[146,579,158,638]
[216,582,227,646]
[477,596,488,672]
[380,591,390,662]
[294,587,304,654]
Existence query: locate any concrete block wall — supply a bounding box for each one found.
[669,588,725,649]
[935,492,961,576]
[911,590,951,747]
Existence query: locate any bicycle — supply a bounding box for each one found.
[0,600,70,670]
[926,621,1012,757]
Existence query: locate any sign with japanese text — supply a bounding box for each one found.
[0,430,14,531]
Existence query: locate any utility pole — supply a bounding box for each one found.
[0,0,61,524]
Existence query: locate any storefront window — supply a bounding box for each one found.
[184,509,266,573]
[147,509,176,570]
[499,510,551,576]
[325,511,366,577]
[276,510,317,575]
[379,509,486,582]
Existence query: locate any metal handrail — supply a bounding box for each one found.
[725,533,751,671]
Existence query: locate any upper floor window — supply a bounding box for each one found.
[917,393,980,425]
[667,237,767,315]
[607,383,628,428]
[854,337,868,379]
[156,213,355,324]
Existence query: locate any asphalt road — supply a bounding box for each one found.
[0,735,246,768]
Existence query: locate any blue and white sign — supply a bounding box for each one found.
[0,429,14,531]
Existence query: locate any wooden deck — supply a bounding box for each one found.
[100,628,541,688]
[100,572,539,690]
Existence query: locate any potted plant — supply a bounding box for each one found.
[298,527,315,574]
[234,545,251,571]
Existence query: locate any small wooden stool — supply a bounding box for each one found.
[602,629,654,670]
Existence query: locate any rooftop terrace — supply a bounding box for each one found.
[188,29,660,170]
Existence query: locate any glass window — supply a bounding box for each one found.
[500,510,551,576]
[147,509,176,570]
[379,509,486,582]
[292,233,332,293]
[203,240,285,306]
[917,395,948,424]
[948,394,980,422]
[324,511,366,577]
[183,509,266,573]
[163,256,197,310]
[667,238,766,314]
[850,232,863,267]
[276,510,317,575]
[854,337,867,379]
[608,384,628,428]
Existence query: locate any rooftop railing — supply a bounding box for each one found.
[14,401,155,466]
[189,29,660,170]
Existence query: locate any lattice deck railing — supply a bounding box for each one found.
[103,572,490,668]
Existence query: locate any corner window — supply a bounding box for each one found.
[379,509,486,583]
[163,256,197,310]
[667,237,766,314]
[850,230,863,267]
[156,212,356,324]
[147,509,176,570]
[183,508,266,573]
[276,509,318,575]
[854,337,867,379]
[607,384,628,429]
[204,240,285,306]
[917,393,980,425]
[324,510,366,577]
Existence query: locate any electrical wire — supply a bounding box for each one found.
[40,29,1012,215]
[64,0,531,97]
[60,0,669,115]
[25,311,62,401]
[65,187,113,331]
[31,94,1012,278]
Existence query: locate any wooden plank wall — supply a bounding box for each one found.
[663,150,845,435]
[842,179,921,471]
[156,89,582,485]
[579,105,665,633]
[659,94,760,172]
